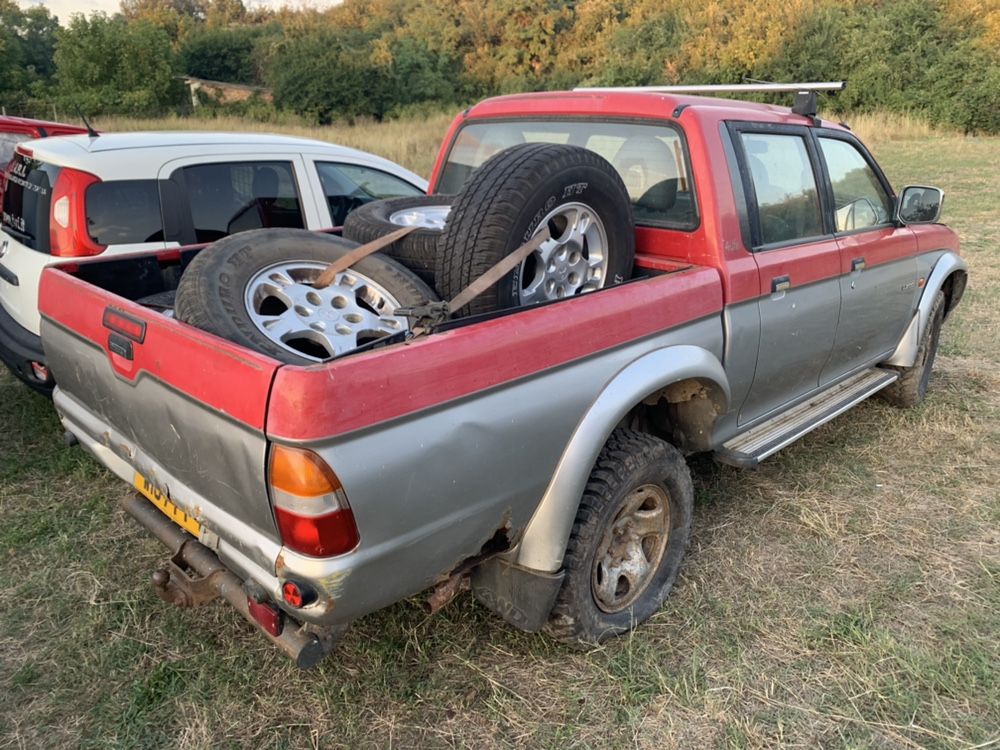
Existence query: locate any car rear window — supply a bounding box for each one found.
[170,161,304,243]
[1,151,58,252]
[85,180,163,245]
[438,120,698,229]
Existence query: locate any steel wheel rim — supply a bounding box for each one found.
[388,205,452,230]
[244,260,408,361]
[519,202,609,305]
[592,483,672,613]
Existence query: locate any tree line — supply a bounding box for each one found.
[2,0,998,133]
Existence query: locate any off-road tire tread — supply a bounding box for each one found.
[879,291,946,408]
[342,195,454,286]
[546,429,693,645]
[435,143,633,317]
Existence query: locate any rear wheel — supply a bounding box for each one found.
[547,429,693,644]
[880,291,945,407]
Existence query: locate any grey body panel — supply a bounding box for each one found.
[821,254,917,383]
[281,316,725,624]
[42,321,280,570]
[738,274,841,424]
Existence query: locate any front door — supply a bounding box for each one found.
[814,135,919,383]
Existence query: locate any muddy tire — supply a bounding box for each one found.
[174,228,437,364]
[342,195,454,287]
[879,291,945,408]
[435,143,635,317]
[547,429,693,645]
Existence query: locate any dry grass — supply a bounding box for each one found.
[0,119,997,749]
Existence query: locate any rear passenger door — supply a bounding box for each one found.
[156,155,319,245]
[814,133,918,383]
[729,124,842,425]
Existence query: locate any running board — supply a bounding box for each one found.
[716,369,898,468]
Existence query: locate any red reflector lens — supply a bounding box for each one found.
[247,597,284,636]
[275,506,360,558]
[30,361,50,382]
[103,308,147,342]
[282,581,303,607]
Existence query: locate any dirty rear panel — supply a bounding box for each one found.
[39,263,283,573]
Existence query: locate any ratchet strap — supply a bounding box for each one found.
[312,225,418,290]
[311,223,552,336]
[400,227,553,336]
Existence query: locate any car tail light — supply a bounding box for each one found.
[268,445,359,558]
[49,167,105,257]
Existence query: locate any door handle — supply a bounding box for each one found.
[851,257,866,272]
[771,275,791,294]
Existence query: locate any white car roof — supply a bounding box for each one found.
[20,131,427,187]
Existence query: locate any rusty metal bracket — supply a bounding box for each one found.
[151,552,226,607]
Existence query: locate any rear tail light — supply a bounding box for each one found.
[268,445,360,558]
[49,167,105,257]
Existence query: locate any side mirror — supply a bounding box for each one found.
[896,185,944,225]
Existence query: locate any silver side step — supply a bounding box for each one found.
[716,368,898,468]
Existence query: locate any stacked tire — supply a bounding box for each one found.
[174,143,636,362]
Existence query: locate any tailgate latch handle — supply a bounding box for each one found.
[107,333,134,360]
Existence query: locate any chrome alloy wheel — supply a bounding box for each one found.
[388,205,452,230]
[244,260,407,361]
[519,202,609,304]
[591,483,672,613]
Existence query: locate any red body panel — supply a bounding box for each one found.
[426,92,845,308]
[0,115,90,139]
[267,266,723,441]
[836,227,916,273]
[39,267,279,430]
[752,238,842,296]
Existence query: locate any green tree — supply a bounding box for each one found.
[0,0,58,112]
[54,13,186,115]
[180,24,271,83]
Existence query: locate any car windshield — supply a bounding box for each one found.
[438,120,697,229]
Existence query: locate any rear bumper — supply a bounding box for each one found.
[120,490,335,668]
[0,300,52,392]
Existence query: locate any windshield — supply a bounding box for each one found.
[438,120,697,229]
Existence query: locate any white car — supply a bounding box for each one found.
[0,131,426,392]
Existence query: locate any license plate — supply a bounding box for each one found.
[133,471,201,537]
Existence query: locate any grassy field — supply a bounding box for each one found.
[0,116,997,749]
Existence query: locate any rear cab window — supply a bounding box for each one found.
[438,120,697,230]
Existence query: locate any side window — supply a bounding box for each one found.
[171,161,304,243]
[315,162,422,225]
[740,132,824,246]
[86,180,163,245]
[818,138,892,232]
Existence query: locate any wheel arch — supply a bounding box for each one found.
[510,344,729,573]
[885,251,967,368]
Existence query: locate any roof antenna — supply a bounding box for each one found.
[74,105,99,138]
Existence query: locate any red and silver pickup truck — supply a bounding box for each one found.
[38,87,967,667]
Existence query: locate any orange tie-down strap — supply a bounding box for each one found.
[313,225,553,335]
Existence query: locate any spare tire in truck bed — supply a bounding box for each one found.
[174,228,438,364]
[435,143,635,317]
[342,195,454,286]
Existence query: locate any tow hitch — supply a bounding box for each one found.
[121,491,336,668]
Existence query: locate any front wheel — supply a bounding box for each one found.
[880,291,945,408]
[547,429,693,645]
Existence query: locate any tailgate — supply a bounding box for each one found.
[39,264,284,566]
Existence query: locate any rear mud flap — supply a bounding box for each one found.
[471,557,564,633]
